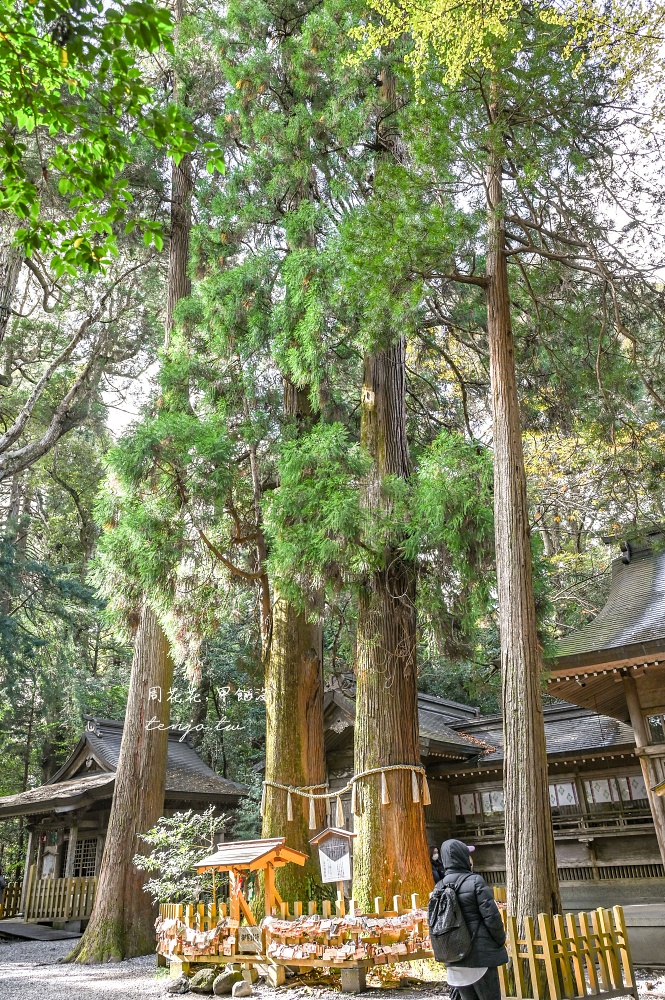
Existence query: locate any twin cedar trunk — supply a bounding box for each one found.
[485,112,561,924]
[165,150,193,342]
[262,592,327,898]
[262,383,327,899]
[352,343,432,909]
[67,605,173,961]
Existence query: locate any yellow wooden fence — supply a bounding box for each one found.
[0,882,21,919]
[158,897,636,1000]
[24,869,98,922]
[499,907,637,1000]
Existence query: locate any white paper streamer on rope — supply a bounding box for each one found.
[411,768,420,803]
[351,780,358,816]
[263,764,429,824]
[422,775,431,806]
[381,770,390,806]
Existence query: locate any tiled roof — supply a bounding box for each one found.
[552,546,665,663]
[450,703,635,764]
[0,773,115,818]
[323,689,480,758]
[418,705,482,752]
[80,719,247,798]
[416,692,481,721]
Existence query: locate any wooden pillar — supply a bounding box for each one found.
[19,830,36,914]
[229,870,240,923]
[623,674,665,866]
[55,830,65,878]
[35,830,44,878]
[64,825,78,877]
[95,834,105,876]
[265,862,275,917]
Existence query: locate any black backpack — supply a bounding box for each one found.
[428,872,474,963]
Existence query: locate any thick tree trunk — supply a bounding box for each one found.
[165,152,192,345]
[70,12,189,958]
[262,383,326,901]
[352,342,431,910]
[263,589,326,897]
[67,603,173,961]
[485,100,561,924]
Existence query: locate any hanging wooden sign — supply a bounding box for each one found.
[309,827,356,885]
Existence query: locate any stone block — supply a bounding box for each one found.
[341,967,367,993]
[265,964,286,988]
[213,970,243,995]
[231,979,253,997]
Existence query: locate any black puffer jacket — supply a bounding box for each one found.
[438,839,508,968]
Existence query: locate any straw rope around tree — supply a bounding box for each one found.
[261,763,431,830]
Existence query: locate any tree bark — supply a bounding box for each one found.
[262,383,327,901]
[0,237,22,358]
[165,152,193,345]
[485,87,560,924]
[70,4,188,958]
[67,603,173,961]
[352,342,432,910]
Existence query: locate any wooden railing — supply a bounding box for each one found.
[456,808,654,841]
[157,894,429,989]
[158,897,636,1000]
[499,907,637,1000]
[25,869,97,922]
[0,881,21,919]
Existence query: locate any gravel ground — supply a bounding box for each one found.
[0,936,663,1000]
[0,937,164,999]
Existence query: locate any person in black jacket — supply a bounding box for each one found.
[431,847,445,884]
[438,839,508,1000]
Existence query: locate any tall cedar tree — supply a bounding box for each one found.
[484,75,560,920]
[383,18,665,920]
[352,67,431,907]
[67,3,192,962]
[184,0,387,898]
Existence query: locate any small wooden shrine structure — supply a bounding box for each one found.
[194,837,307,923]
[547,533,665,870]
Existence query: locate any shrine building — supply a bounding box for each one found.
[325,529,665,913]
[324,687,663,907]
[546,532,665,872]
[0,717,246,922]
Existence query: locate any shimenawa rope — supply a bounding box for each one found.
[261,763,431,829]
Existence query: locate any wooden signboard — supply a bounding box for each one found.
[318,834,351,883]
[309,827,356,887]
